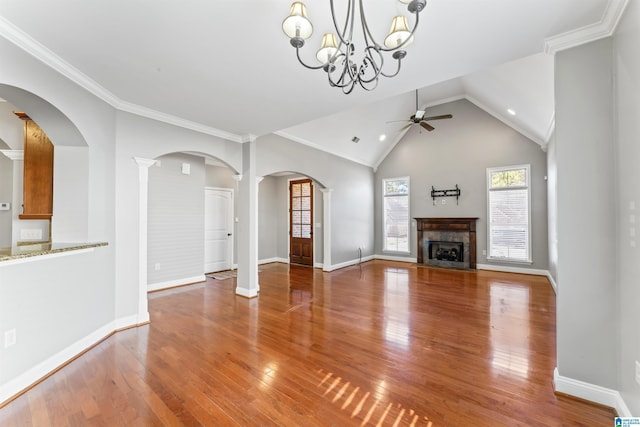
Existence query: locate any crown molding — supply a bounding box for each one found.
[0,16,119,105]
[0,16,243,144]
[240,134,257,143]
[0,149,24,161]
[544,0,629,54]
[117,100,243,143]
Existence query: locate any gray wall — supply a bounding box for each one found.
[147,152,206,285]
[206,164,237,189]
[256,134,374,267]
[555,38,617,388]
[375,99,549,270]
[0,102,21,247]
[0,34,117,401]
[613,0,640,413]
[0,149,11,247]
[258,175,279,261]
[263,174,325,265]
[546,132,558,283]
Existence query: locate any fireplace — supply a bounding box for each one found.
[416,217,478,270]
[429,241,464,262]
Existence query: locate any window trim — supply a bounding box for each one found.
[486,164,532,264]
[382,176,410,254]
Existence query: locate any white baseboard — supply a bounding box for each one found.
[546,272,558,294]
[147,275,206,292]
[235,286,259,298]
[115,313,143,330]
[477,263,549,276]
[554,368,632,417]
[0,314,143,406]
[374,254,417,263]
[324,255,375,272]
[259,257,288,265]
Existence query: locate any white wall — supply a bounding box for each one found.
[375,99,549,270]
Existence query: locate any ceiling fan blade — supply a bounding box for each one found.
[423,114,453,121]
[399,122,413,132]
[386,119,409,124]
[420,121,435,132]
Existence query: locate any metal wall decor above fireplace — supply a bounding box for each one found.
[415,217,478,270]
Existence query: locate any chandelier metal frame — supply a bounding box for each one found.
[283,0,427,94]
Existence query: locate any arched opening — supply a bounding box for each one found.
[0,86,89,248]
[145,150,239,292]
[259,171,330,271]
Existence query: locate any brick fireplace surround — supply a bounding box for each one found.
[416,217,479,269]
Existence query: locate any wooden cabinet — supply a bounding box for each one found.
[15,112,54,220]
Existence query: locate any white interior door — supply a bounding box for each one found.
[204,187,233,273]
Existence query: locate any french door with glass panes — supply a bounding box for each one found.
[289,178,313,266]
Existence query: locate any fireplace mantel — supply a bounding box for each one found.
[415,217,479,269]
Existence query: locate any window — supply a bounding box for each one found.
[487,165,531,262]
[383,177,409,252]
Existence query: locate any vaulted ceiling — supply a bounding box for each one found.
[0,0,627,167]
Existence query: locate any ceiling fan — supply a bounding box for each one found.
[389,90,453,132]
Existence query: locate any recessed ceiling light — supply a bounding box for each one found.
[507,108,516,116]
[379,134,386,142]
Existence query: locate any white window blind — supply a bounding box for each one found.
[487,165,531,262]
[383,177,409,253]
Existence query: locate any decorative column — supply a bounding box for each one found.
[236,139,260,298]
[133,157,156,324]
[321,188,333,271]
[1,150,24,246]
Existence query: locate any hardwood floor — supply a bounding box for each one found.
[0,261,617,426]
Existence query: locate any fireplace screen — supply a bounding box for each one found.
[428,241,464,262]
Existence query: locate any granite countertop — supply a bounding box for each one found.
[0,242,108,262]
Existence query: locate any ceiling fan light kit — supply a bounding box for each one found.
[282,0,427,94]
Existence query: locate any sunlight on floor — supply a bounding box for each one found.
[316,369,433,427]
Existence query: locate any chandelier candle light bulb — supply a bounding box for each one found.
[282,0,427,94]
[384,16,414,49]
[282,2,313,46]
[316,33,339,65]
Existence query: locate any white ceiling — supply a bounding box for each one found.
[0,0,627,167]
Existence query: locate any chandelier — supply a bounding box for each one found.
[282,0,426,94]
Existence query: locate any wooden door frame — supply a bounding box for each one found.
[288,177,314,266]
